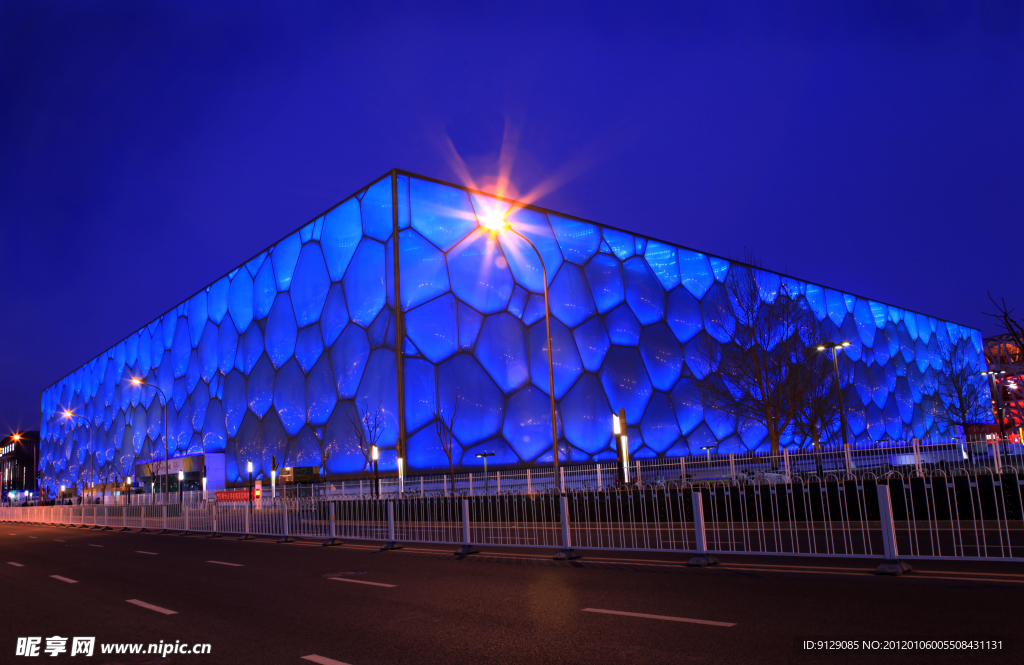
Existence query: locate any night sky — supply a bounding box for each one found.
[2,2,1022,433]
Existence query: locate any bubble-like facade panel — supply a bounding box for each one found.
[38,171,991,494]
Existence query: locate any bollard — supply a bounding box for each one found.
[380,501,402,551]
[874,483,912,575]
[454,499,479,555]
[120,504,130,532]
[239,503,253,540]
[277,499,293,543]
[554,495,580,560]
[323,501,341,546]
[101,506,111,531]
[208,502,222,538]
[687,490,718,566]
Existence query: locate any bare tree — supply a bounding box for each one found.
[435,389,460,483]
[693,261,819,466]
[346,401,386,473]
[985,294,1024,356]
[789,340,852,454]
[929,337,991,463]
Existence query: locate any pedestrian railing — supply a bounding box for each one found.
[5,470,1022,570]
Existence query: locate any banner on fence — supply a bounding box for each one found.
[215,490,252,502]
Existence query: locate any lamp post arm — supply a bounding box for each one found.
[507,227,560,481]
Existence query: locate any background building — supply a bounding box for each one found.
[2,431,39,502]
[37,170,991,493]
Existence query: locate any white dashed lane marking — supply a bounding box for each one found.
[329,578,396,588]
[51,575,78,584]
[136,551,158,555]
[87,544,103,548]
[126,599,177,615]
[582,608,736,627]
[207,561,243,567]
[301,656,351,665]
[7,562,24,567]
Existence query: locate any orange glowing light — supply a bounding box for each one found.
[11,433,21,442]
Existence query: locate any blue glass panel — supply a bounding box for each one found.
[873,329,891,366]
[529,318,583,399]
[907,363,925,402]
[560,373,612,454]
[295,325,324,374]
[259,410,287,477]
[198,322,218,382]
[709,256,730,282]
[306,355,336,426]
[138,329,152,375]
[290,243,331,327]
[903,311,919,341]
[623,257,665,325]
[639,323,683,391]
[736,418,766,449]
[241,323,263,375]
[678,250,715,299]
[640,392,680,453]
[245,251,267,278]
[804,284,827,322]
[356,349,400,447]
[457,300,484,351]
[397,228,450,309]
[367,307,390,348]
[844,294,857,314]
[670,377,703,435]
[666,286,703,344]
[705,402,736,439]
[247,355,275,417]
[752,269,781,304]
[228,270,254,333]
[319,283,349,348]
[131,407,147,454]
[208,277,229,325]
[300,221,314,243]
[191,381,210,431]
[635,237,647,255]
[546,263,596,328]
[322,198,362,281]
[865,300,886,329]
[896,323,914,362]
[573,316,611,373]
[507,285,528,319]
[549,214,599,266]
[404,358,436,435]
[202,398,226,452]
[869,363,888,408]
[292,426,320,467]
[475,312,530,394]
[846,403,866,436]
[343,238,386,326]
[604,304,642,346]
[461,438,522,468]
[883,323,900,363]
[686,422,719,453]
[162,314,176,349]
[838,315,862,362]
[824,289,846,327]
[273,360,306,437]
[403,337,418,356]
[437,354,504,445]
[396,175,410,230]
[410,177,477,251]
[448,229,514,314]
[884,357,897,393]
[584,253,624,314]
[644,240,679,290]
[188,292,208,346]
[854,362,872,406]
[272,232,302,291]
[406,293,458,363]
[599,346,653,418]
[406,425,452,471]
[895,377,914,424]
[223,370,246,438]
[602,228,634,260]
[165,320,188,380]
[253,258,277,320]
[522,293,546,326]
[882,395,903,439]
[265,293,298,369]
[853,299,876,348]
[501,206,563,292]
[502,385,561,462]
[360,177,394,242]
[330,323,370,399]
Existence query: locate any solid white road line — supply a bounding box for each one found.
[7,562,24,567]
[136,551,159,555]
[301,655,351,665]
[207,561,243,567]
[87,544,103,548]
[329,577,396,588]
[582,608,735,627]
[51,575,78,584]
[126,599,177,615]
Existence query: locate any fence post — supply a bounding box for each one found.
[208,502,222,538]
[554,495,580,560]
[844,446,853,474]
[443,475,448,497]
[323,501,341,546]
[680,457,686,485]
[596,463,603,491]
[526,469,532,495]
[381,501,402,550]
[277,499,293,543]
[157,504,169,534]
[101,506,111,531]
[121,503,129,531]
[559,466,565,493]
[180,504,192,536]
[875,482,911,575]
[729,453,736,480]
[497,471,501,494]
[455,498,479,555]
[239,503,253,540]
[783,449,791,484]
[687,489,718,566]
[635,460,641,486]
[469,473,473,497]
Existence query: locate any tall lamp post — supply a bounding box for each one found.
[130,378,170,498]
[982,369,1008,469]
[61,410,93,503]
[480,213,561,488]
[475,452,495,494]
[816,341,852,468]
[371,445,379,497]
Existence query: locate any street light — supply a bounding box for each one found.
[816,341,852,459]
[612,411,630,485]
[700,445,715,463]
[982,370,1009,466]
[178,470,184,504]
[475,452,495,494]
[61,409,93,502]
[480,211,562,489]
[130,378,170,497]
[371,445,379,498]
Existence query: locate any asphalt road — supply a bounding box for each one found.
[1,524,1021,665]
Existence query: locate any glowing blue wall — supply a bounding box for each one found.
[38,171,989,491]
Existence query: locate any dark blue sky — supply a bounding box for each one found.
[2,2,1022,432]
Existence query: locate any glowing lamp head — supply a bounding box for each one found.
[612,414,621,435]
[11,433,20,442]
[816,345,826,351]
[371,445,379,461]
[841,341,851,347]
[178,470,184,481]
[247,461,253,474]
[130,377,143,386]
[62,410,74,419]
[479,212,510,232]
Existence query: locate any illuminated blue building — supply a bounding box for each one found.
[37,170,989,492]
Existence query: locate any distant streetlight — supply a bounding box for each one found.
[371,445,379,498]
[130,378,171,496]
[982,369,1009,447]
[178,470,184,504]
[700,445,715,463]
[61,410,93,501]
[480,212,561,488]
[816,341,852,453]
[475,452,495,494]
